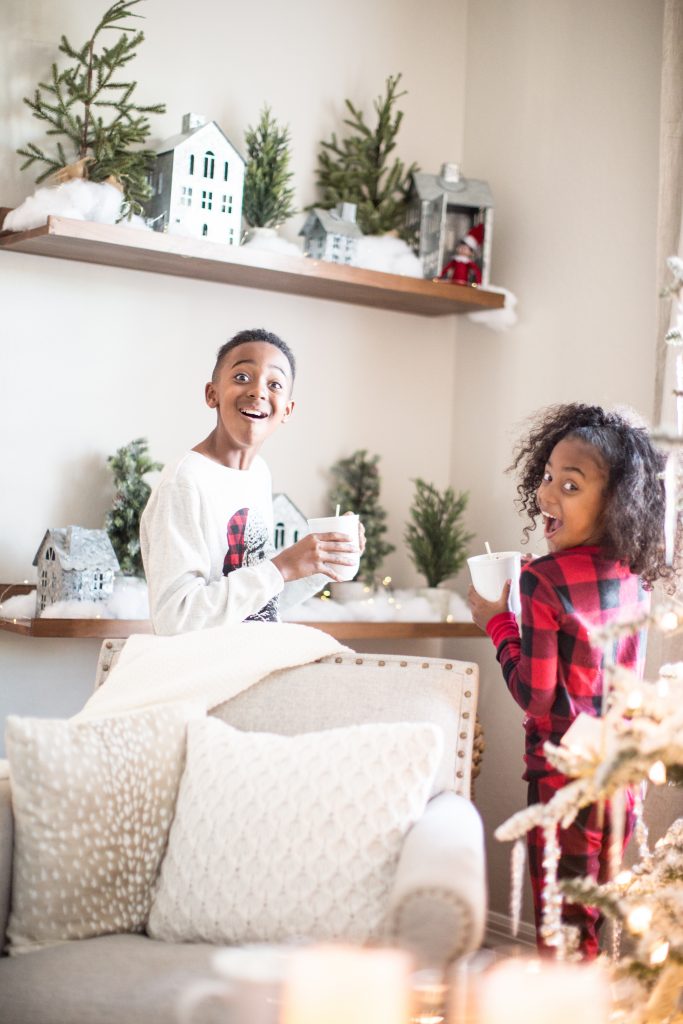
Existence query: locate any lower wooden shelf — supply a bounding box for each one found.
[0,616,483,641]
[0,584,484,640]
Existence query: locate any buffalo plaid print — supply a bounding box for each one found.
[223,507,249,575]
[527,773,635,959]
[489,545,649,778]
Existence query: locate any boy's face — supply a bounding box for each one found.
[205,341,294,454]
[535,435,608,552]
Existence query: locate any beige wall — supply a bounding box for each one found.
[0,0,670,934]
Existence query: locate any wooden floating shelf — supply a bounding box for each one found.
[0,584,484,640]
[0,213,505,318]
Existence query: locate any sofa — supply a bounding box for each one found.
[0,640,486,1024]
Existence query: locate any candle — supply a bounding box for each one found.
[280,944,413,1024]
[478,958,611,1024]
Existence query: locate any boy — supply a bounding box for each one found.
[141,328,362,635]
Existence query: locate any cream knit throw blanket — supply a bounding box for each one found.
[75,622,348,720]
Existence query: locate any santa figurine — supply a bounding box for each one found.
[438,222,484,286]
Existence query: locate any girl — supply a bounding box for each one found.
[468,402,677,959]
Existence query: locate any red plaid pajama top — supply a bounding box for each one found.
[486,545,649,779]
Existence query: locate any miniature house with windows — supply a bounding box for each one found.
[405,163,494,283]
[272,493,308,552]
[144,113,245,245]
[299,202,363,264]
[32,527,120,616]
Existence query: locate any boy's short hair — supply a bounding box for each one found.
[213,328,296,382]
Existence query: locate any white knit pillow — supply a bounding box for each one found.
[6,705,196,955]
[147,718,442,945]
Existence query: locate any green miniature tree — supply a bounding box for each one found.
[243,105,297,229]
[328,450,395,585]
[313,73,419,235]
[17,0,165,218]
[404,479,473,588]
[105,438,162,576]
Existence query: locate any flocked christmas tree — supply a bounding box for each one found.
[17,0,165,218]
[243,105,296,230]
[105,438,162,577]
[404,479,473,588]
[328,450,395,585]
[313,73,419,235]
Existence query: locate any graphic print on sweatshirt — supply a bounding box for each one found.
[223,507,278,622]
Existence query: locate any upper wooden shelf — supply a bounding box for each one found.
[0,213,505,318]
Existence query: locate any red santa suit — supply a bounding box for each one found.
[439,254,482,285]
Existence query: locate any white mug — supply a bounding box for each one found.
[306,514,360,581]
[467,551,522,614]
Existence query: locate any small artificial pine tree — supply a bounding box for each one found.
[313,73,419,235]
[328,450,395,586]
[404,479,473,588]
[105,438,162,577]
[17,0,165,218]
[243,105,296,229]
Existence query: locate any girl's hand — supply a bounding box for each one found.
[273,532,358,583]
[467,580,511,631]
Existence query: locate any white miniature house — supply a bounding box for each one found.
[272,493,308,552]
[405,163,494,282]
[32,527,120,616]
[145,113,245,245]
[299,202,363,264]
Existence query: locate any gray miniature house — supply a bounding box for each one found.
[272,493,308,552]
[405,163,494,282]
[33,527,120,616]
[299,202,363,264]
[145,113,245,245]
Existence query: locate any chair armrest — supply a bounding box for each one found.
[385,792,486,966]
[0,768,13,955]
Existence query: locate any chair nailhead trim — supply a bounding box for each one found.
[456,770,464,778]
[465,690,472,698]
[400,661,407,667]
[466,667,473,675]
[460,732,467,740]
[421,662,429,669]
[378,660,385,666]
[335,657,343,663]
[355,658,363,665]
[445,663,453,670]
[105,641,113,649]
[457,750,465,758]
[463,712,470,719]
[103,664,109,671]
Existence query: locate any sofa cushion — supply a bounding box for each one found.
[0,933,225,1024]
[147,718,442,946]
[5,704,196,955]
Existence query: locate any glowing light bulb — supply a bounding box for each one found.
[363,585,371,594]
[626,689,643,710]
[648,760,667,785]
[614,870,632,886]
[649,940,669,965]
[322,590,331,598]
[659,610,679,632]
[627,905,652,934]
[382,576,392,586]
[446,614,453,623]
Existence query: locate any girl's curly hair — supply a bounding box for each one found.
[509,402,678,590]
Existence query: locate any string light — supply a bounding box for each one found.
[626,689,643,711]
[648,760,667,785]
[649,940,669,966]
[627,905,652,934]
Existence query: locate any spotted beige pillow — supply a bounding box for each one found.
[5,704,196,955]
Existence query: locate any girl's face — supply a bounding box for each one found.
[536,436,609,552]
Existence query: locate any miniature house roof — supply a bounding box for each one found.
[411,169,493,210]
[272,493,308,526]
[153,113,246,165]
[32,527,120,572]
[300,206,363,240]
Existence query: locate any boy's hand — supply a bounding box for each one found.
[467,580,511,631]
[273,532,359,583]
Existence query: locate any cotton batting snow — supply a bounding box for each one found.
[0,577,150,620]
[3,180,150,233]
[352,235,423,277]
[467,285,518,331]
[282,587,471,623]
[241,232,304,258]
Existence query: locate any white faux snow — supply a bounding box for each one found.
[241,232,304,257]
[352,235,423,278]
[467,285,518,331]
[282,587,471,623]
[0,577,150,620]
[3,180,151,233]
